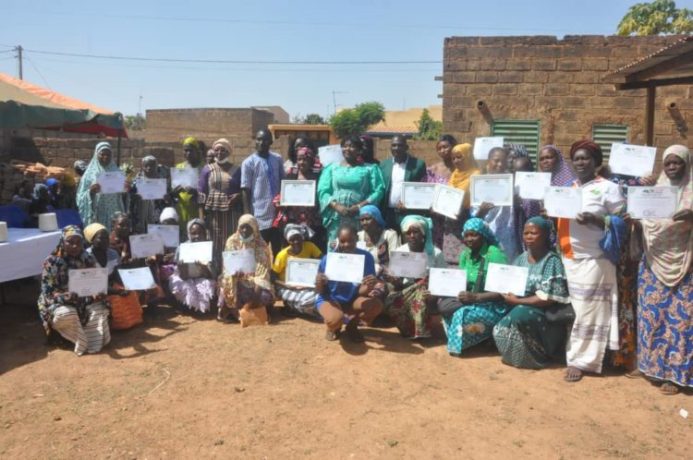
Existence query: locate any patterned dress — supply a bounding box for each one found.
[426,164,464,265]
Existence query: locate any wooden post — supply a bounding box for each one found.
[645,85,656,146]
[116,134,122,166]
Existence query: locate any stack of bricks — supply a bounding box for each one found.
[442,35,692,159]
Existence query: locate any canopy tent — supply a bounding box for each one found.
[0,72,127,138]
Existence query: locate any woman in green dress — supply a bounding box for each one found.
[492,216,572,369]
[317,136,385,247]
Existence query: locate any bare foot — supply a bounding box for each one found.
[660,382,680,396]
[564,367,583,382]
[325,329,340,341]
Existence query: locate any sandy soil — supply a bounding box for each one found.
[0,280,690,459]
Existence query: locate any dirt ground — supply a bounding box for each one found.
[0,279,690,459]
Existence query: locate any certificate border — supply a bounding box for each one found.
[608,143,657,177]
[473,136,505,160]
[401,182,436,210]
[387,250,429,279]
[280,180,317,207]
[470,173,514,207]
[626,185,678,220]
[147,224,181,248]
[68,267,108,297]
[428,267,467,297]
[544,186,582,219]
[285,257,321,287]
[137,177,168,201]
[514,171,552,200]
[170,167,200,189]
[431,184,465,220]
[483,262,528,297]
[221,248,257,275]
[96,171,126,194]
[179,241,213,264]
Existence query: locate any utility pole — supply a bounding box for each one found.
[332,90,347,115]
[15,45,23,80]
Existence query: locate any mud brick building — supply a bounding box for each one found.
[441,35,692,162]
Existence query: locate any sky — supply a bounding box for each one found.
[1,0,690,119]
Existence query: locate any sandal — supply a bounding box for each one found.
[625,369,643,379]
[564,367,583,383]
[660,382,680,396]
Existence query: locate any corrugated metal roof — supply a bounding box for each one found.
[605,35,693,81]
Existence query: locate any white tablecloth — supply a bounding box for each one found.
[0,228,61,283]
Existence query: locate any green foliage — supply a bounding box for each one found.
[303,113,326,125]
[414,108,443,140]
[329,101,385,139]
[617,0,693,35]
[124,113,146,131]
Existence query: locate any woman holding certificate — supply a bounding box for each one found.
[384,215,446,339]
[129,155,171,234]
[172,137,204,237]
[439,218,509,355]
[538,145,576,187]
[357,205,400,275]
[492,217,571,369]
[38,226,111,355]
[633,145,692,395]
[317,136,385,247]
[218,215,275,322]
[558,140,625,383]
[76,141,127,231]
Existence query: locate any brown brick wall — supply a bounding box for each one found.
[442,35,692,162]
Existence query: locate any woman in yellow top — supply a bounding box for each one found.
[271,224,323,317]
[172,137,204,237]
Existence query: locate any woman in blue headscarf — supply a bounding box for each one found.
[492,216,571,369]
[384,214,446,339]
[76,142,126,231]
[357,204,400,276]
[439,217,509,354]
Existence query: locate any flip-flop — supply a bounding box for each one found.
[625,370,643,379]
[564,367,583,383]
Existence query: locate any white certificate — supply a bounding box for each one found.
[96,171,126,194]
[401,182,436,210]
[431,184,465,219]
[608,143,657,178]
[118,267,156,291]
[147,224,180,248]
[473,136,504,160]
[470,174,514,206]
[428,267,467,297]
[544,186,583,219]
[318,144,344,166]
[280,180,316,207]
[179,241,213,264]
[388,251,428,279]
[325,252,365,284]
[68,267,108,297]
[222,249,256,275]
[515,172,552,200]
[129,233,164,259]
[285,258,321,287]
[171,167,199,189]
[627,186,678,219]
[484,263,528,297]
[137,178,167,200]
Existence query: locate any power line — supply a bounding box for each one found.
[24,54,51,88]
[25,48,441,65]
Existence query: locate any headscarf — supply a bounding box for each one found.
[641,145,692,287]
[186,218,207,240]
[540,145,576,186]
[359,204,386,228]
[295,146,323,175]
[83,223,107,244]
[142,155,157,165]
[448,143,480,208]
[46,178,59,188]
[507,143,529,160]
[52,225,84,258]
[401,215,434,256]
[462,217,499,247]
[212,138,232,164]
[525,216,555,248]
[159,207,179,223]
[73,160,88,172]
[75,141,125,230]
[33,183,48,200]
[570,140,603,167]
[183,136,200,150]
[283,223,314,242]
[224,214,272,291]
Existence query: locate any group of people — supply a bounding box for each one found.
[34,130,691,396]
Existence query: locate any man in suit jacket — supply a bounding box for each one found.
[379,135,426,230]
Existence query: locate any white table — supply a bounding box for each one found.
[0,228,61,283]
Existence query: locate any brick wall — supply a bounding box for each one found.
[374,139,439,165]
[442,35,692,161]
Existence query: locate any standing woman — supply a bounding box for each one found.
[538,145,576,187]
[558,140,625,383]
[76,141,126,231]
[37,226,110,355]
[198,138,242,266]
[317,136,385,246]
[445,142,481,263]
[426,135,457,258]
[635,145,692,394]
[130,155,171,234]
[172,137,204,236]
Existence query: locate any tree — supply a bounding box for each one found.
[124,113,146,131]
[617,0,693,35]
[292,113,326,124]
[414,108,442,140]
[329,101,385,139]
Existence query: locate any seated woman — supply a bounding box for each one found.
[37,225,110,355]
[492,217,571,369]
[168,219,218,314]
[357,205,400,275]
[218,214,275,322]
[84,223,143,330]
[384,215,446,339]
[439,218,509,355]
[156,207,181,287]
[315,223,383,342]
[271,224,323,317]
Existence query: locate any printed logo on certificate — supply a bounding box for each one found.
[470,174,514,207]
[285,258,321,287]
[388,251,428,279]
[401,182,436,210]
[428,268,467,297]
[325,252,365,284]
[222,249,256,275]
[129,233,165,259]
[68,267,108,297]
[608,143,657,178]
[626,186,678,219]
[179,241,213,264]
[544,186,582,219]
[280,180,316,207]
[484,263,528,297]
[515,172,551,200]
[473,137,505,161]
[431,184,465,220]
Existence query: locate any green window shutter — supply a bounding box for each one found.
[591,124,628,160]
[491,120,541,161]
